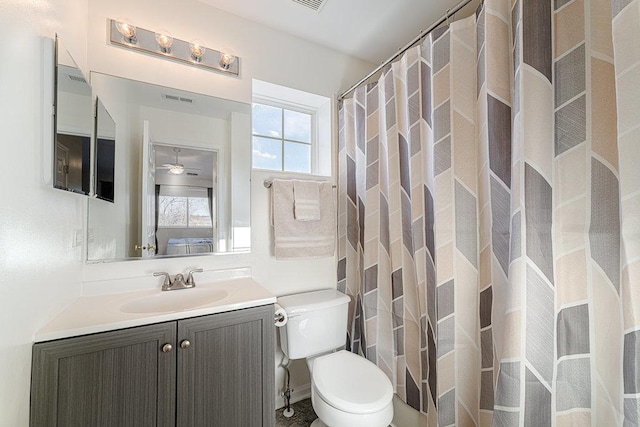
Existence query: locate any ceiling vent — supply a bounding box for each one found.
[291,0,327,12]
[67,75,87,83]
[162,93,194,104]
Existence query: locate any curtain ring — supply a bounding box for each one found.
[445,8,451,26]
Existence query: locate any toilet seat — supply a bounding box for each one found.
[312,350,393,414]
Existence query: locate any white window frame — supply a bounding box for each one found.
[157,195,212,229]
[252,97,318,174]
[252,79,332,177]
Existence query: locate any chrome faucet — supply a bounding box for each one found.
[187,268,203,287]
[154,268,203,291]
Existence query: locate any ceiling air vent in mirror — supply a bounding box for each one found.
[291,0,327,12]
[162,93,194,104]
[67,74,87,83]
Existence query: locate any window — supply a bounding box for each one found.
[158,193,212,228]
[252,79,332,177]
[252,103,313,173]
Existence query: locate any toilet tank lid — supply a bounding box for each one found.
[277,289,350,315]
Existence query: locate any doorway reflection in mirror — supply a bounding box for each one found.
[154,145,218,256]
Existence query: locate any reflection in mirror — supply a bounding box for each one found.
[54,37,92,195]
[95,98,116,202]
[87,73,251,262]
[154,145,217,256]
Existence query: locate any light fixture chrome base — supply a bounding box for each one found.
[109,19,240,76]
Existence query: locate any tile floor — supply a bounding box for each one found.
[275,398,318,427]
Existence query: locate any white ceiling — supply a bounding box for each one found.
[198,0,480,65]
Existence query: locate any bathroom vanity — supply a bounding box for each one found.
[30,278,276,427]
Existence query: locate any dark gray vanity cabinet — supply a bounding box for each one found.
[177,306,275,426]
[31,305,275,427]
[30,322,176,427]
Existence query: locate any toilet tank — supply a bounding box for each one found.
[278,289,351,360]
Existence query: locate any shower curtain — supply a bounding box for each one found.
[337,0,640,425]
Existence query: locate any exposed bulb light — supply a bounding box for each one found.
[115,19,137,44]
[109,20,240,76]
[219,48,236,69]
[154,30,173,54]
[189,39,206,62]
[168,165,185,175]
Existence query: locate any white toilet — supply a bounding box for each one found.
[278,289,394,427]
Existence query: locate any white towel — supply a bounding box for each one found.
[293,180,321,221]
[271,179,335,259]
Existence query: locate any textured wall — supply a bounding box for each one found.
[0,0,90,424]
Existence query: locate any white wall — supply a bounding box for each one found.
[86,0,372,104]
[0,0,374,424]
[83,0,374,407]
[0,1,90,424]
[82,0,374,287]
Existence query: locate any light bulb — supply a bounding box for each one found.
[168,165,184,175]
[115,19,137,44]
[219,48,236,69]
[154,30,173,54]
[189,39,206,62]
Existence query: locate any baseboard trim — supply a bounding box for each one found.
[275,384,312,410]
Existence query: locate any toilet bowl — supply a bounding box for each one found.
[277,290,394,427]
[309,350,393,427]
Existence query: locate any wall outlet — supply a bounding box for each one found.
[73,229,83,248]
[87,228,95,243]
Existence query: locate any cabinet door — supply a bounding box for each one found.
[31,322,176,427]
[177,305,275,427]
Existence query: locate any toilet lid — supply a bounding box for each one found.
[312,350,393,414]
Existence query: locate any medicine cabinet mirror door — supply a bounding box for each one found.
[54,37,93,196]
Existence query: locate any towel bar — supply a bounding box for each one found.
[263,179,336,189]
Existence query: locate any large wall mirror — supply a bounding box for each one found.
[54,38,92,195]
[87,73,251,262]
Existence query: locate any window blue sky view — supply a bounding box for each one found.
[252,103,312,172]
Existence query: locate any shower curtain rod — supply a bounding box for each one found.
[338,0,474,101]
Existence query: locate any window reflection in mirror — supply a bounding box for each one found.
[87,73,251,262]
[95,98,116,202]
[54,38,92,195]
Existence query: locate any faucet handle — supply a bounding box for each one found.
[153,272,172,290]
[187,268,204,286]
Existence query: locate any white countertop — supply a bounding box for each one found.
[36,277,276,342]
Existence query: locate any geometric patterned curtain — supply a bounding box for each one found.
[337,0,640,424]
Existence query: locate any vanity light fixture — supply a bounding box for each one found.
[115,19,137,44]
[189,39,206,62]
[108,19,240,76]
[154,29,173,54]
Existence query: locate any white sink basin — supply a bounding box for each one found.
[120,288,229,314]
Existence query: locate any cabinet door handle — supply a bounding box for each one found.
[180,340,191,349]
[161,343,173,353]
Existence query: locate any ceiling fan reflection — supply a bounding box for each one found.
[157,148,201,175]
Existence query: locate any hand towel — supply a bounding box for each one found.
[293,180,321,221]
[271,179,335,259]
